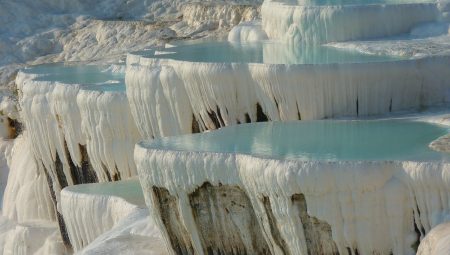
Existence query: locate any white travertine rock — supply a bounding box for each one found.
[2,133,55,223]
[182,2,260,30]
[417,222,450,255]
[228,21,268,42]
[135,143,450,255]
[126,53,450,139]
[76,209,166,255]
[1,221,67,255]
[0,138,13,210]
[261,0,438,43]
[77,89,140,182]
[60,179,161,252]
[16,67,140,186]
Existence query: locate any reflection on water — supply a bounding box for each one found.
[152,40,401,64]
[147,120,449,161]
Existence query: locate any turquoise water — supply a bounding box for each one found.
[82,83,126,92]
[144,120,449,161]
[150,41,401,64]
[24,64,125,91]
[277,0,433,6]
[64,179,145,206]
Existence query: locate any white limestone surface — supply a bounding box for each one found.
[228,21,268,42]
[1,220,67,255]
[176,2,261,38]
[2,133,54,223]
[0,139,13,210]
[60,179,161,252]
[261,0,439,43]
[126,52,450,139]
[135,143,450,255]
[134,118,450,255]
[0,133,64,255]
[16,65,140,188]
[77,209,166,255]
[417,222,450,255]
[328,23,450,59]
[77,87,140,182]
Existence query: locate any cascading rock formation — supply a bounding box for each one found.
[1,0,450,254]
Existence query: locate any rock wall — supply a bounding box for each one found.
[60,180,145,251]
[14,70,140,247]
[261,0,438,43]
[135,145,450,255]
[126,53,450,140]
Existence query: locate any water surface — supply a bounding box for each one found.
[64,179,144,206]
[23,64,125,91]
[149,41,402,64]
[145,120,449,161]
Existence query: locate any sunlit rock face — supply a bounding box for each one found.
[181,2,260,30]
[417,222,450,255]
[0,133,67,255]
[2,132,54,223]
[126,41,450,141]
[0,139,13,212]
[261,0,439,44]
[14,64,140,246]
[135,120,450,255]
[2,0,450,253]
[228,21,268,42]
[60,179,147,252]
[16,64,139,183]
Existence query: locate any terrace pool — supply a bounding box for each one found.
[147,41,401,64]
[23,64,125,90]
[143,119,449,161]
[64,179,144,206]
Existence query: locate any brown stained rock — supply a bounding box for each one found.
[189,182,270,255]
[429,134,450,153]
[152,186,195,255]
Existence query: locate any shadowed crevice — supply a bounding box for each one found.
[256,103,268,122]
[152,186,195,255]
[207,109,222,129]
[54,153,68,189]
[79,145,98,183]
[356,98,359,117]
[192,114,201,133]
[67,144,98,185]
[7,117,22,138]
[41,162,72,249]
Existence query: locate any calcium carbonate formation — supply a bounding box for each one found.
[13,66,140,247]
[261,0,439,43]
[1,0,450,254]
[60,179,146,251]
[126,50,450,139]
[417,222,450,255]
[134,120,450,255]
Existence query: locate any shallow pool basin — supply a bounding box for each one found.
[144,119,449,161]
[135,118,450,255]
